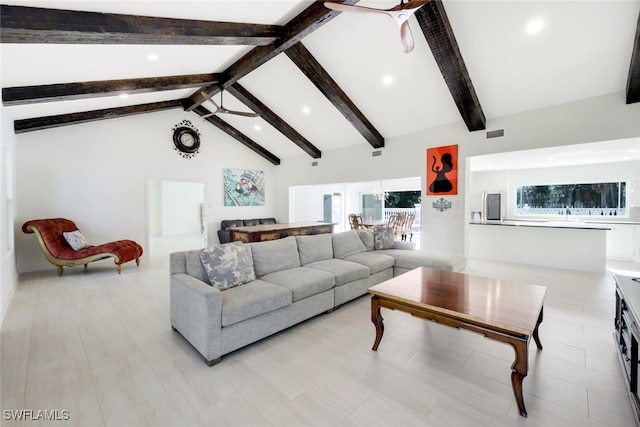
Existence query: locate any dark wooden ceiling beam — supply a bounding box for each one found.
[193,105,280,165]
[0,4,281,45]
[626,11,640,104]
[414,0,486,131]
[227,83,322,158]
[13,100,183,134]
[285,42,384,149]
[3,73,219,106]
[184,0,359,110]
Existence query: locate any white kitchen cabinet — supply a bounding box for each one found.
[606,224,640,261]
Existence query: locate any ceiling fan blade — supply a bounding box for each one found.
[326,1,429,54]
[228,111,261,118]
[388,0,431,13]
[324,2,389,16]
[218,107,260,118]
[200,91,220,109]
[400,20,415,53]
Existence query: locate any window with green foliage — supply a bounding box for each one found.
[386,191,421,208]
[516,182,627,217]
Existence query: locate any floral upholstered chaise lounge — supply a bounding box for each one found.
[23,218,143,276]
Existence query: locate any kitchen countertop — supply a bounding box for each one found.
[469,220,613,230]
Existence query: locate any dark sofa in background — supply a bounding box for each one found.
[217,218,277,244]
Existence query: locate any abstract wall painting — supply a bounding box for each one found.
[223,168,265,206]
[426,144,458,196]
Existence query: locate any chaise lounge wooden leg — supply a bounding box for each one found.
[135,258,140,267]
[57,266,64,276]
[117,265,122,274]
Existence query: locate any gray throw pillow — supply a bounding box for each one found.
[373,225,395,250]
[200,242,256,290]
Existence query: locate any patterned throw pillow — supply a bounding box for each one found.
[373,225,395,250]
[63,230,90,251]
[200,242,256,290]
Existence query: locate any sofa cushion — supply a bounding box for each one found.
[200,242,256,291]
[221,279,292,327]
[63,230,90,251]
[261,267,335,302]
[249,236,301,277]
[375,249,467,272]
[243,218,259,226]
[333,230,367,259]
[305,259,370,286]
[343,252,395,275]
[374,225,395,250]
[259,218,277,225]
[296,234,333,265]
[357,229,375,251]
[185,249,211,284]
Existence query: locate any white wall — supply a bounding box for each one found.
[275,92,640,255]
[1,105,18,325]
[13,108,278,273]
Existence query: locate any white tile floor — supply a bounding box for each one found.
[2,246,639,426]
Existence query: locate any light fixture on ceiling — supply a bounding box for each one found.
[526,18,545,35]
[119,93,129,99]
[373,186,389,201]
[382,75,393,85]
[302,106,311,115]
[254,125,261,131]
[147,53,159,61]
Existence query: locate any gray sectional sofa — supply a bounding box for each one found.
[170,229,466,366]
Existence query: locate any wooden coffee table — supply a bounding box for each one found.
[368,267,546,417]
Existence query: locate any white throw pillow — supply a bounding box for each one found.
[63,230,90,251]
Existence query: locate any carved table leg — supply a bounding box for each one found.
[371,296,384,351]
[509,339,529,417]
[532,306,544,350]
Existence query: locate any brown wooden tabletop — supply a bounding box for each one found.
[368,267,546,337]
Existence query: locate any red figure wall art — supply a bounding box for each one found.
[426,145,458,196]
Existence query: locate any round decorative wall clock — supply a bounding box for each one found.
[172,120,201,159]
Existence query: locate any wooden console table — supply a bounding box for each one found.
[228,222,334,243]
[369,267,546,417]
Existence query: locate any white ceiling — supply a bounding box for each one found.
[2,0,640,161]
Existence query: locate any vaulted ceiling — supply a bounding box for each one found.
[2,0,639,166]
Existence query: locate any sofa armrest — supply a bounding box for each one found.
[170,273,222,365]
[217,229,231,244]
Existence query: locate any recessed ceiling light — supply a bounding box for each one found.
[254,125,261,131]
[147,53,159,61]
[526,18,545,35]
[302,106,311,115]
[119,93,129,99]
[382,75,393,85]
